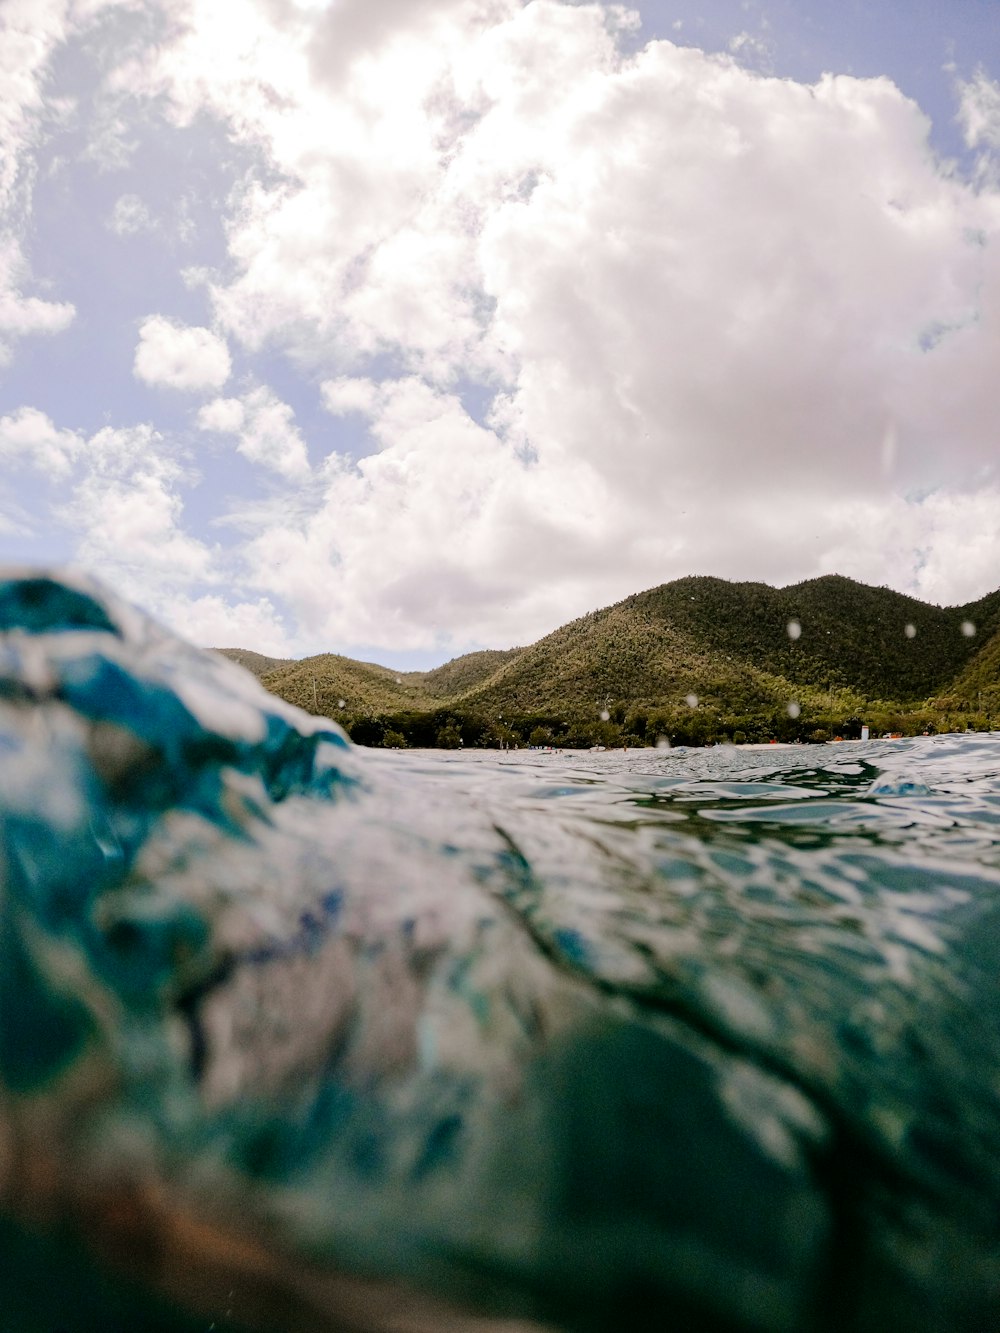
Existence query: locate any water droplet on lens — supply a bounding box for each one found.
[786,620,801,641]
[656,736,671,750]
[599,709,610,721]
[686,694,699,708]
[961,621,976,638]
[787,701,800,718]
[904,623,916,639]
[881,419,898,475]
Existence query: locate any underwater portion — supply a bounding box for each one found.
[2,569,1000,1331]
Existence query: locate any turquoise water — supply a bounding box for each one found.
[2,572,1000,1332]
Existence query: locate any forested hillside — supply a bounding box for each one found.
[215,648,295,679]
[627,575,1000,700]
[216,575,1000,747]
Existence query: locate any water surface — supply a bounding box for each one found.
[3,574,1000,1332]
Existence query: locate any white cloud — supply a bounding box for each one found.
[0,405,81,477]
[0,288,75,343]
[70,464,210,582]
[819,489,1000,608]
[0,395,297,654]
[0,0,69,210]
[107,192,154,235]
[197,395,245,433]
[112,1,1000,649]
[957,69,1000,151]
[0,401,223,623]
[234,387,310,480]
[0,232,75,368]
[82,103,139,171]
[12,1,1000,655]
[241,375,658,649]
[727,31,774,73]
[320,377,379,416]
[133,314,232,391]
[0,1,82,361]
[168,592,292,654]
[197,386,310,480]
[57,421,217,603]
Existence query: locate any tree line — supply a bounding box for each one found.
[335,701,994,749]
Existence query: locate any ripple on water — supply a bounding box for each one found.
[380,736,1000,1191]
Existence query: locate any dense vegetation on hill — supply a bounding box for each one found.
[245,652,431,716]
[940,624,1000,716]
[216,648,294,679]
[217,575,1000,747]
[628,576,1000,700]
[409,648,521,699]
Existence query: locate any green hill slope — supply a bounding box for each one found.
[232,574,1000,746]
[214,648,295,679]
[414,648,522,699]
[938,624,1000,715]
[452,600,814,718]
[261,653,433,716]
[627,575,1000,700]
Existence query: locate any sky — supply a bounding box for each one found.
[1,0,999,669]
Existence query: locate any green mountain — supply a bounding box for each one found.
[409,648,521,699]
[234,649,524,719]
[939,623,1000,715]
[218,575,1000,747]
[214,648,295,679]
[625,575,1000,700]
[245,652,432,715]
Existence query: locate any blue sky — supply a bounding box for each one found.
[1,0,999,669]
[639,0,995,157]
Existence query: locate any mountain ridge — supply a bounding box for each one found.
[215,573,1000,746]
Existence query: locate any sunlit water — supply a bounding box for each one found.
[357,736,1000,1326]
[371,735,1000,1067]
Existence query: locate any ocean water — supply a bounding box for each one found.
[3,571,1000,1332]
[373,738,1000,1329]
